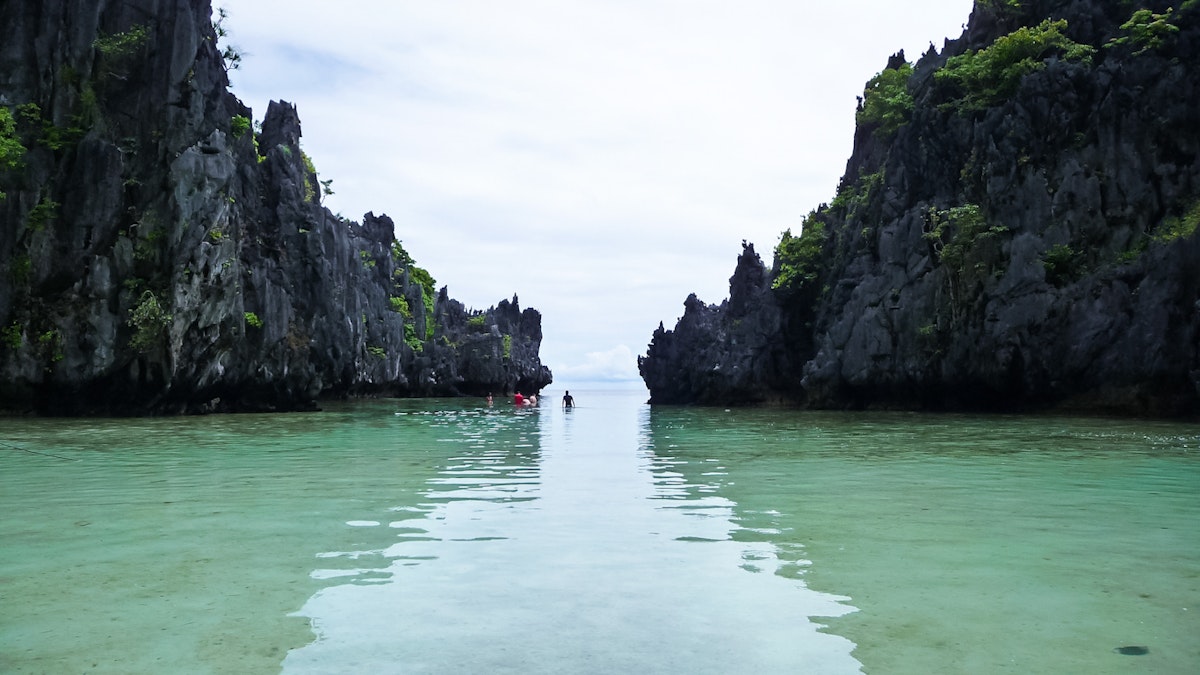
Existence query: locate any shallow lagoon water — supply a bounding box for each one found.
[1,390,1197,673]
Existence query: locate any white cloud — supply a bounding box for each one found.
[216,0,976,385]
[553,344,642,383]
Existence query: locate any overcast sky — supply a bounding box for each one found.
[215,0,975,389]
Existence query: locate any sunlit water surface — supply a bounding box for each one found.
[1,390,1196,673]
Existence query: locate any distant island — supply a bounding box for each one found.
[640,0,1199,416]
[0,0,551,414]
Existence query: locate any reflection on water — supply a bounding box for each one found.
[3,394,1196,674]
[304,405,544,590]
[638,406,1200,675]
[0,404,453,674]
[284,393,860,674]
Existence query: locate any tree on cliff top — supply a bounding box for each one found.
[857,62,914,136]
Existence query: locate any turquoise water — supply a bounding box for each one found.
[1,390,1196,673]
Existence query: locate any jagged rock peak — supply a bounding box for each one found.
[0,0,552,414]
[261,100,302,150]
[640,0,1199,416]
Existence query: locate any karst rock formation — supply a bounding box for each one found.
[0,0,552,414]
[641,0,1198,416]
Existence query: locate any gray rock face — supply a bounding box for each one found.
[0,0,551,414]
[639,243,791,404]
[642,0,1199,416]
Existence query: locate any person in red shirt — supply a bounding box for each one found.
[514,392,524,405]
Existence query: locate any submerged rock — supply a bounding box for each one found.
[0,0,551,414]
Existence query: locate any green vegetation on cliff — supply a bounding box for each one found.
[390,240,437,342]
[93,24,149,59]
[0,107,25,199]
[772,217,828,299]
[1108,7,1181,54]
[643,0,1199,415]
[128,291,171,353]
[923,204,1009,322]
[857,63,914,136]
[1157,198,1200,242]
[230,114,251,138]
[936,19,1095,111]
[0,1,553,413]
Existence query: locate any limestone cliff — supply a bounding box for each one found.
[0,0,551,414]
[641,0,1199,416]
